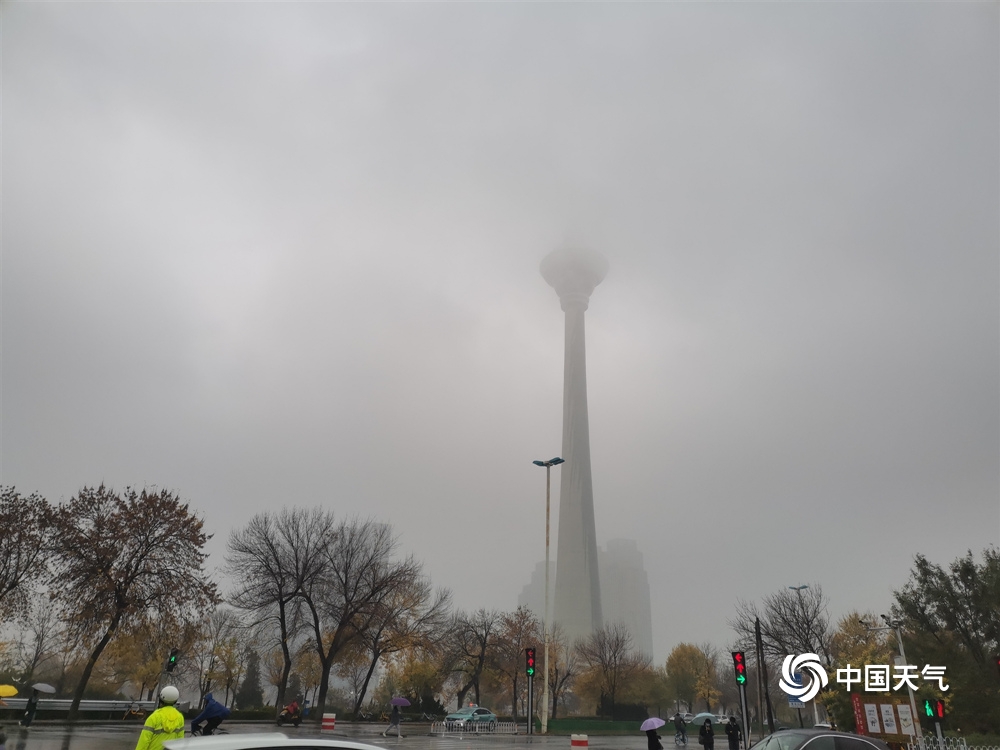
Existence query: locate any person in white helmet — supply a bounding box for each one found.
[135,685,185,750]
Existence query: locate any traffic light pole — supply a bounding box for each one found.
[526,674,534,735]
[731,653,749,750]
[738,684,750,750]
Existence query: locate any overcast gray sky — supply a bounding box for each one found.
[3,1,998,663]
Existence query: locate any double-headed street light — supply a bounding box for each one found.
[859,615,924,744]
[532,457,564,735]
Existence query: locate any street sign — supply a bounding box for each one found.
[786,672,805,709]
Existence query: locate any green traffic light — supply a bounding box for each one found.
[736,675,746,684]
[924,700,934,717]
[527,667,535,676]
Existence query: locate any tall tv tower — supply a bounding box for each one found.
[540,248,608,643]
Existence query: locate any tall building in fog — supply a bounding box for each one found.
[519,540,653,660]
[517,560,555,622]
[598,539,654,659]
[540,248,608,644]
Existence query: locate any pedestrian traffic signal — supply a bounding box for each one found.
[166,648,180,673]
[731,651,747,685]
[525,648,536,677]
[933,700,945,721]
[923,699,945,721]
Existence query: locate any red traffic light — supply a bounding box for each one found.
[525,648,536,676]
[924,699,945,721]
[731,651,747,685]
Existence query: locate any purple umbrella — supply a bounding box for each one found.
[390,697,411,707]
[641,718,666,732]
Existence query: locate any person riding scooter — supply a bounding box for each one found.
[278,700,302,727]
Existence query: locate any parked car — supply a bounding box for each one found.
[166,735,386,750]
[749,729,891,750]
[444,705,498,731]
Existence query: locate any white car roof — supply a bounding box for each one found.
[164,734,387,750]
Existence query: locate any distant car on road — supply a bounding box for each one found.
[444,705,497,731]
[749,729,891,750]
[165,735,385,750]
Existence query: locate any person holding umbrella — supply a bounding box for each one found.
[0,684,17,709]
[641,718,665,750]
[19,689,39,727]
[383,698,408,738]
[699,719,714,750]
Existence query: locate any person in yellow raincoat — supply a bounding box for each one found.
[135,685,185,750]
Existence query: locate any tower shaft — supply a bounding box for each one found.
[554,303,603,642]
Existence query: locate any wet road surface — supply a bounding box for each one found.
[0,722,650,750]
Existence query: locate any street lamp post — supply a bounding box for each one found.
[860,616,924,746]
[533,457,564,735]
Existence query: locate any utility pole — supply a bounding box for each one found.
[755,618,775,735]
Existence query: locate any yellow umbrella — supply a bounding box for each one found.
[0,685,18,698]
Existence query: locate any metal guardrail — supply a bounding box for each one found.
[1,698,157,713]
[908,740,1000,750]
[430,721,522,736]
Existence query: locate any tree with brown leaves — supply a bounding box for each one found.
[48,485,218,717]
[0,486,52,622]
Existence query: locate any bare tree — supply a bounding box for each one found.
[190,607,242,704]
[576,621,651,720]
[10,597,60,686]
[547,623,577,720]
[227,508,333,714]
[446,608,502,709]
[0,487,52,622]
[48,485,218,717]
[729,585,833,668]
[298,517,421,712]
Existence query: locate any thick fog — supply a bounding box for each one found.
[2,2,998,661]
